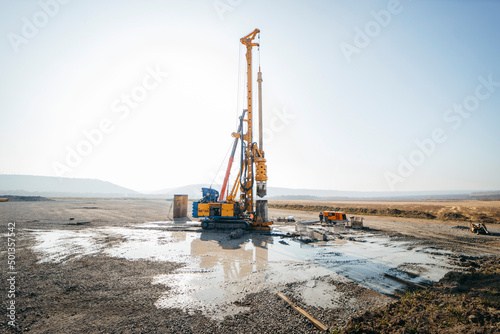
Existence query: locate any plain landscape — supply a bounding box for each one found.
[1,197,500,333]
[2,1,499,333]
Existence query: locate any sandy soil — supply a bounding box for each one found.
[1,199,499,333]
[269,199,500,223]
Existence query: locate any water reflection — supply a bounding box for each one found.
[192,232,273,280]
[30,226,456,319]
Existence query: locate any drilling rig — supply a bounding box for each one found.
[192,28,272,231]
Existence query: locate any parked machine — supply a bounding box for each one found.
[470,222,490,235]
[192,29,272,231]
[320,211,349,225]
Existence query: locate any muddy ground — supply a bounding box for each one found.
[342,257,500,333]
[1,199,500,333]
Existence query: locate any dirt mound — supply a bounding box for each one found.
[0,195,54,202]
[442,212,469,221]
[341,257,500,333]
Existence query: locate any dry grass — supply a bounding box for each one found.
[342,257,500,334]
[269,200,500,223]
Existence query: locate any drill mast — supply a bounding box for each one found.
[239,28,267,213]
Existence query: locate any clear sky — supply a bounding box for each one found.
[1,0,499,192]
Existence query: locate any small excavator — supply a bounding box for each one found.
[470,222,490,235]
[192,29,273,231]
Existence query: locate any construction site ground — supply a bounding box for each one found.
[1,198,500,333]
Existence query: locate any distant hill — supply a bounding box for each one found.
[149,184,216,199]
[265,187,476,201]
[2,174,497,201]
[470,191,500,201]
[149,184,486,201]
[0,175,139,197]
[0,195,53,202]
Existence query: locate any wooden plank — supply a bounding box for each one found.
[276,292,328,332]
[383,273,427,290]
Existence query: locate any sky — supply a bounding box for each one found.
[1,0,499,193]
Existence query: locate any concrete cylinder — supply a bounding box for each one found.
[173,194,188,218]
[255,200,268,222]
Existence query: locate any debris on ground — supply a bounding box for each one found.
[348,216,363,229]
[342,257,500,333]
[276,216,296,222]
[277,292,328,331]
[229,228,244,239]
[299,236,315,244]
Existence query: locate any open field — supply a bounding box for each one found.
[269,199,500,223]
[1,199,500,333]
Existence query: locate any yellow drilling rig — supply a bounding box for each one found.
[192,29,272,231]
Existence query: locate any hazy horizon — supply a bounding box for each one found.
[1,1,499,193]
[1,174,498,198]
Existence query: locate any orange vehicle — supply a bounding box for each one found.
[320,211,348,224]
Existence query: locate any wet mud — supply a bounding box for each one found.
[1,199,499,333]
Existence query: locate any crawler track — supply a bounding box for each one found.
[201,219,250,230]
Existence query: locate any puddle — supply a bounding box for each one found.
[136,221,201,229]
[31,229,106,263]
[29,224,456,320]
